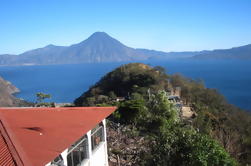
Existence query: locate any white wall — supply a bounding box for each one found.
[88,119,108,166]
[45,119,109,166]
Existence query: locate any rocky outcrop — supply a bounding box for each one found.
[0,76,28,107]
[0,77,19,94]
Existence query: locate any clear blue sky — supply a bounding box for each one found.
[1,0,251,54]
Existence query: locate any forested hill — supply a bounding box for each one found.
[74,63,170,105]
[75,63,251,165]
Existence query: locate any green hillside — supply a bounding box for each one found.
[75,63,251,165]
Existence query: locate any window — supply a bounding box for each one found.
[91,123,104,150]
[67,135,89,166]
[50,155,64,166]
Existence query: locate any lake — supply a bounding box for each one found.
[0,60,250,111]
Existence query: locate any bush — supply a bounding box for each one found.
[149,128,237,166]
[117,98,148,125]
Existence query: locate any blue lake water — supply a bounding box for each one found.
[0,60,250,111]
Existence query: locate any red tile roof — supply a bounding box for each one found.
[0,107,116,166]
[0,132,16,166]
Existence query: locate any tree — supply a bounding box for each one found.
[117,97,148,125]
[147,90,180,131]
[108,91,117,100]
[35,92,53,107]
[149,128,237,166]
[36,92,51,103]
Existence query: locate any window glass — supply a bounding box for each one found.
[72,149,80,166]
[79,139,88,160]
[50,155,64,166]
[91,123,104,150]
[67,136,89,166]
[67,153,73,166]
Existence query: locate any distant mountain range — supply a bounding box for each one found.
[192,44,251,59]
[0,32,251,65]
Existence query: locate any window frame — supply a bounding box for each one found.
[50,154,64,166]
[67,135,89,166]
[91,123,105,151]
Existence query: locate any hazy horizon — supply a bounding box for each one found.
[2,31,251,56]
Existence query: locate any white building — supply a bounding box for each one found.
[0,107,116,166]
[47,120,109,166]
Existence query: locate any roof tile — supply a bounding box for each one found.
[0,132,16,166]
[0,107,116,166]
